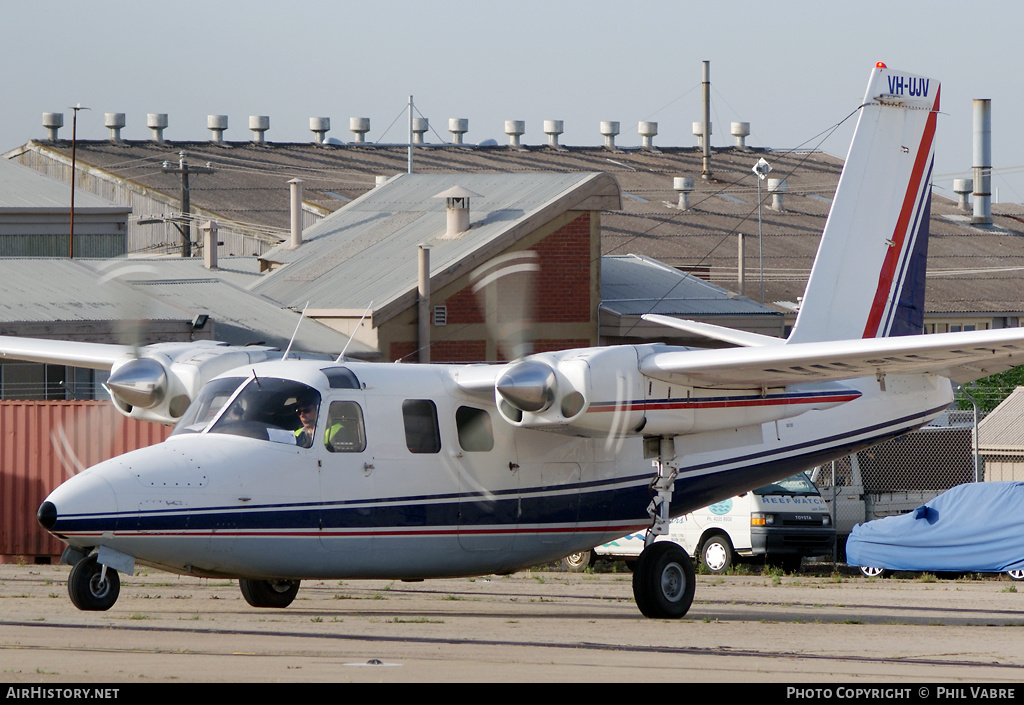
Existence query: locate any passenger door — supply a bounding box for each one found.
[455,404,519,552]
[318,395,375,555]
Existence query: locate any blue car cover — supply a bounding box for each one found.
[846,482,1024,572]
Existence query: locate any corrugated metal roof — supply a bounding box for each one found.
[0,259,187,323]
[15,140,1024,319]
[0,158,128,212]
[128,278,367,355]
[252,172,612,318]
[979,387,1024,453]
[600,254,779,317]
[108,256,265,290]
[0,257,367,356]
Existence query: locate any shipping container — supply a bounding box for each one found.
[0,401,172,562]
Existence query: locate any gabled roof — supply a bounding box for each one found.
[252,171,620,325]
[979,387,1024,454]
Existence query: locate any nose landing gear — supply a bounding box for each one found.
[68,555,121,611]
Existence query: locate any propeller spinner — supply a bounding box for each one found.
[105,357,167,409]
[496,360,557,413]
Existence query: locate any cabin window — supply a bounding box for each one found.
[402,399,441,454]
[171,376,247,435]
[456,406,494,452]
[324,401,366,453]
[207,377,322,446]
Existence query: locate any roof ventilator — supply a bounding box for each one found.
[148,113,168,143]
[208,115,228,143]
[42,112,63,141]
[433,185,481,239]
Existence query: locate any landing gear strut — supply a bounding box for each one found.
[632,437,695,619]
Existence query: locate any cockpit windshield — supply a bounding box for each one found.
[171,377,246,436]
[208,377,322,445]
[170,375,322,447]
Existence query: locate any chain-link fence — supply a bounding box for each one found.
[811,408,984,563]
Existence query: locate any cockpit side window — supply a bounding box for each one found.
[402,399,440,454]
[171,377,246,436]
[324,401,366,453]
[456,406,494,452]
[208,377,322,446]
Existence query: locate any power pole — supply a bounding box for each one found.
[161,151,214,257]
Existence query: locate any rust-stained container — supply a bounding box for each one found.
[0,401,172,562]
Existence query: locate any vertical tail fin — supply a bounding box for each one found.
[788,64,940,344]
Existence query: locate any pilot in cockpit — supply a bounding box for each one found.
[294,395,319,448]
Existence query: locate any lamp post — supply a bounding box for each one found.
[752,157,772,304]
[69,104,89,258]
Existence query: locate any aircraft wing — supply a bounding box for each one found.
[0,336,133,371]
[639,327,1024,388]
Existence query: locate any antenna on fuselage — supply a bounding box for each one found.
[282,302,309,361]
[337,301,373,362]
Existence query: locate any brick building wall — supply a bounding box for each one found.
[386,212,598,363]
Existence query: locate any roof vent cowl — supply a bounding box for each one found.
[148,113,168,143]
[433,185,481,238]
[42,112,64,141]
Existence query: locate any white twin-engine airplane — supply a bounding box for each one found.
[16,64,1024,619]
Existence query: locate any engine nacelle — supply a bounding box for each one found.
[491,346,861,440]
[106,343,282,425]
[495,347,646,437]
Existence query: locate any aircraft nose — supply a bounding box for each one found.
[38,467,121,537]
[37,501,58,530]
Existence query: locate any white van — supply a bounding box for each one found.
[561,472,835,573]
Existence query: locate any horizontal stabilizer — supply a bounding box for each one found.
[641,314,784,348]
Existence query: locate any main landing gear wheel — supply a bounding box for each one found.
[68,555,120,611]
[561,550,593,573]
[632,542,695,619]
[239,578,301,608]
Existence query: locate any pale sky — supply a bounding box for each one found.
[3,0,1023,202]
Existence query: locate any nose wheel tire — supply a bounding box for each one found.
[68,555,120,611]
[632,541,695,619]
[239,578,301,608]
